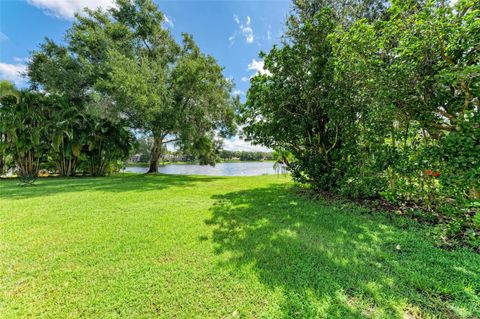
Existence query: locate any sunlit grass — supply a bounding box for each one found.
[1,174,479,318]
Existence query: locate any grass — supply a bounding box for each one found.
[1,174,479,318]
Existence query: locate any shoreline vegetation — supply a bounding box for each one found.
[126,159,275,167]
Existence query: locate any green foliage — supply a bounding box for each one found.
[66,0,237,172]
[242,8,343,189]
[28,39,89,102]
[218,150,273,161]
[83,118,134,176]
[0,78,135,178]
[46,99,87,177]
[0,91,54,179]
[241,0,480,249]
[21,0,237,176]
[0,80,21,103]
[0,81,21,175]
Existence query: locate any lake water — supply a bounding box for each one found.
[125,161,278,176]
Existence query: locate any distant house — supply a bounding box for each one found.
[130,154,142,162]
[162,154,186,162]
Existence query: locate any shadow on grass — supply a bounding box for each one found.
[0,173,221,200]
[206,184,480,318]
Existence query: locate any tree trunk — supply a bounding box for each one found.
[57,156,77,177]
[17,150,40,179]
[0,133,4,176]
[88,149,108,177]
[147,133,163,174]
[0,155,4,176]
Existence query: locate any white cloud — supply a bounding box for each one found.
[240,59,271,82]
[13,57,31,63]
[233,14,240,24]
[233,89,245,96]
[230,15,254,44]
[0,62,27,86]
[241,16,254,43]
[248,58,271,76]
[0,32,8,42]
[27,0,115,19]
[223,136,270,152]
[164,15,174,28]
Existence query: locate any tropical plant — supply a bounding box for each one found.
[0,80,21,176]
[0,91,54,180]
[83,117,135,177]
[48,101,88,176]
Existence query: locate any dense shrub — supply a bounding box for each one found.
[242,0,479,249]
[0,89,135,178]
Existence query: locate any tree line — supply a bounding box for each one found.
[0,0,236,179]
[240,0,479,248]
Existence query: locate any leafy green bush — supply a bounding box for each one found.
[241,1,479,250]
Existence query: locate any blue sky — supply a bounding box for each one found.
[0,0,291,151]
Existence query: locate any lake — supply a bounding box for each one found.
[125,161,279,176]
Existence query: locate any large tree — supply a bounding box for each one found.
[66,0,236,173]
[241,9,347,189]
[241,0,479,247]
[28,38,137,177]
[28,40,90,176]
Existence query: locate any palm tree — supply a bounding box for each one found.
[0,80,20,176]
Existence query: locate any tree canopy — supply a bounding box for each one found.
[27,0,237,174]
[241,0,479,248]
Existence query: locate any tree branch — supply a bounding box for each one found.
[162,137,180,144]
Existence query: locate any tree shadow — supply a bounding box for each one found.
[0,173,222,200]
[206,184,480,318]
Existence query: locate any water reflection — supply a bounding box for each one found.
[125,161,278,176]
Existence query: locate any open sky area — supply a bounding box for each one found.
[0,0,291,151]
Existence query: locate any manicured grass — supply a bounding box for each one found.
[1,174,479,318]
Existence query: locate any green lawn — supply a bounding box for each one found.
[1,174,479,318]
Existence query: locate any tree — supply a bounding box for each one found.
[331,0,480,199]
[48,100,87,176]
[0,81,21,175]
[285,0,387,39]
[0,91,55,179]
[84,117,134,176]
[66,0,236,173]
[28,30,138,177]
[28,39,91,176]
[241,9,347,189]
[242,0,479,247]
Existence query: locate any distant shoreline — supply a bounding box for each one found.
[126,160,275,167]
